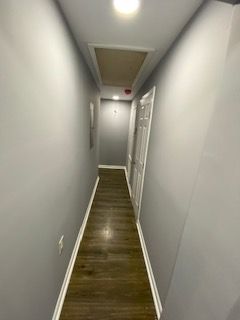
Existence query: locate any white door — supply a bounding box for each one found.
[126,102,137,185]
[131,87,156,219]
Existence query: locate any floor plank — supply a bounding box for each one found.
[60,168,157,320]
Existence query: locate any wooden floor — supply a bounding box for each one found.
[60,169,156,320]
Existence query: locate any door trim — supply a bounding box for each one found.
[138,86,156,220]
[126,100,138,184]
[132,86,156,221]
[124,167,132,197]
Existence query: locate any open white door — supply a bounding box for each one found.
[126,101,137,185]
[131,87,156,219]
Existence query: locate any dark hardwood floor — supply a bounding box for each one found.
[60,168,157,320]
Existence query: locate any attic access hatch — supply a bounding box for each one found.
[95,48,147,87]
[88,44,154,89]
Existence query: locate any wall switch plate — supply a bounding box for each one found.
[58,235,64,255]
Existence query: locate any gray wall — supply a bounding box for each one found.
[134,1,240,319]
[99,99,131,166]
[0,1,99,319]
[163,4,240,320]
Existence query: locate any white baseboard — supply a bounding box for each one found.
[98,165,125,170]
[52,176,100,320]
[136,221,163,320]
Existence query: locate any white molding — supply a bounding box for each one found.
[137,86,156,220]
[126,100,137,182]
[89,42,155,53]
[124,167,132,197]
[88,42,156,91]
[98,165,125,170]
[132,51,155,90]
[136,221,163,320]
[88,44,103,86]
[52,176,100,320]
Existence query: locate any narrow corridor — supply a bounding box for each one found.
[60,169,156,320]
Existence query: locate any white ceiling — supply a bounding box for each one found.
[58,0,204,100]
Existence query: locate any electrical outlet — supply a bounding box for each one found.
[58,235,64,255]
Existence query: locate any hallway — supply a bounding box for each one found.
[2,1,240,319]
[60,169,156,320]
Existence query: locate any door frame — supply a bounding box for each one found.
[128,86,156,221]
[126,100,138,189]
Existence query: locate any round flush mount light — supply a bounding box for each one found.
[113,95,120,100]
[113,0,140,15]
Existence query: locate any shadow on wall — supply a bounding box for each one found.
[227,297,240,320]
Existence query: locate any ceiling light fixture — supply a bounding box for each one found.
[113,95,120,100]
[113,0,140,15]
